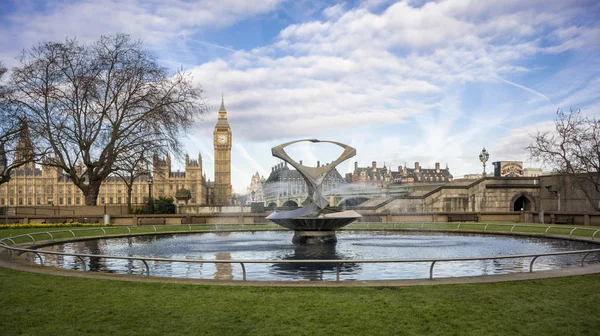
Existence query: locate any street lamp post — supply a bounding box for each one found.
[479,148,490,177]
[147,176,153,212]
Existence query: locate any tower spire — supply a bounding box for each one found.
[15,116,34,164]
[219,94,226,111]
[218,94,228,120]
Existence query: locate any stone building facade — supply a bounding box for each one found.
[345,161,391,186]
[263,162,347,207]
[390,162,453,185]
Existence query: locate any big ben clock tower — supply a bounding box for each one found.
[213,95,232,205]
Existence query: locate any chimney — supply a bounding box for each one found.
[354,161,358,170]
[372,161,377,169]
[317,161,320,167]
[415,162,420,172]
[299,160,303,165]
[435,162,440,173]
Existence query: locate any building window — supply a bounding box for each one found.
[37,198,41,205]
[59,197,64,205]
[67,198,72,205]
[10,198,14,205]
[134,197,138,204]
[0,198,4,205]
[109,197,113,204]
[76,197,80,205]
[27,198,32,205]
[117,197,121,204]
[18,198,23,205]
[101,197,105,204]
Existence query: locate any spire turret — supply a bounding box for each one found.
[218,94,227,120]
[15,116,34,164]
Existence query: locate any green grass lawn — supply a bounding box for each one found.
[0,268,599,335]
[1,223,600,335]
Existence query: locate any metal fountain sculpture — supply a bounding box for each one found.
[266,139,362,244]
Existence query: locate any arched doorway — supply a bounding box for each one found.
[282,200,298,207]
[513,195,532,211]
[267,202,277,209]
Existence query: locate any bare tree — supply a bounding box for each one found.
[8,34,208,205]
[113,146,153,214]
[527,109,600,211]
[0,61,36,186]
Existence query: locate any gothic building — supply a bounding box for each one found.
[0,95,236,207]
[246,172,266,203]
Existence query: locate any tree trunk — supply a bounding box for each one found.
[126,184,133,214]
[85,182,101,206]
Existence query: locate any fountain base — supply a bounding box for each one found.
[292,231,337,244]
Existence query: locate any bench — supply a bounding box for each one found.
[554,216,575,225]
[181,217,207,224]
[75,217,100,224]
[138,217,166,225]
[44,218,73,224]
[447,214,479,222]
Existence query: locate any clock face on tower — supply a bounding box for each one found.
[217,134,227,144]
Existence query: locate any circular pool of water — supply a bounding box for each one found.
[35,230,600,281]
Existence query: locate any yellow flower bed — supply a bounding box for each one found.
[0,223,114,229]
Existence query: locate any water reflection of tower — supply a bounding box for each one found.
[215,232,231,238]
[214,252,233,280]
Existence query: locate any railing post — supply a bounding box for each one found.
[141,260,150,277]
[429,261,436,279]
[68,230,76,237]
[77,256,87,271]
[581,252,593,267]
[32,252,44,266]
[457,223,461,230]
[46,232,54,241]
[127,227,131,234]
[544,226,552,234]
[100,228,106,235]
[484,223,489,231]
[26,234,35,242]
[593,230,600,240]
[529,256,540,272]
[240,263,247,281]
[569,228,577,237]
[336,263,340,281]
[511,225,516,232]
[153,225,157,233]
[188,224,192,231]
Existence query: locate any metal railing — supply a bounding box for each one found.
[1,223,600,281]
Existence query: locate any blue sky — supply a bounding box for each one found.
[1,0,600,193]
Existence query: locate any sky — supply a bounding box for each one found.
[1,0,600,194]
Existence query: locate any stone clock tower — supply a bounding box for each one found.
[213,95,232,205]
